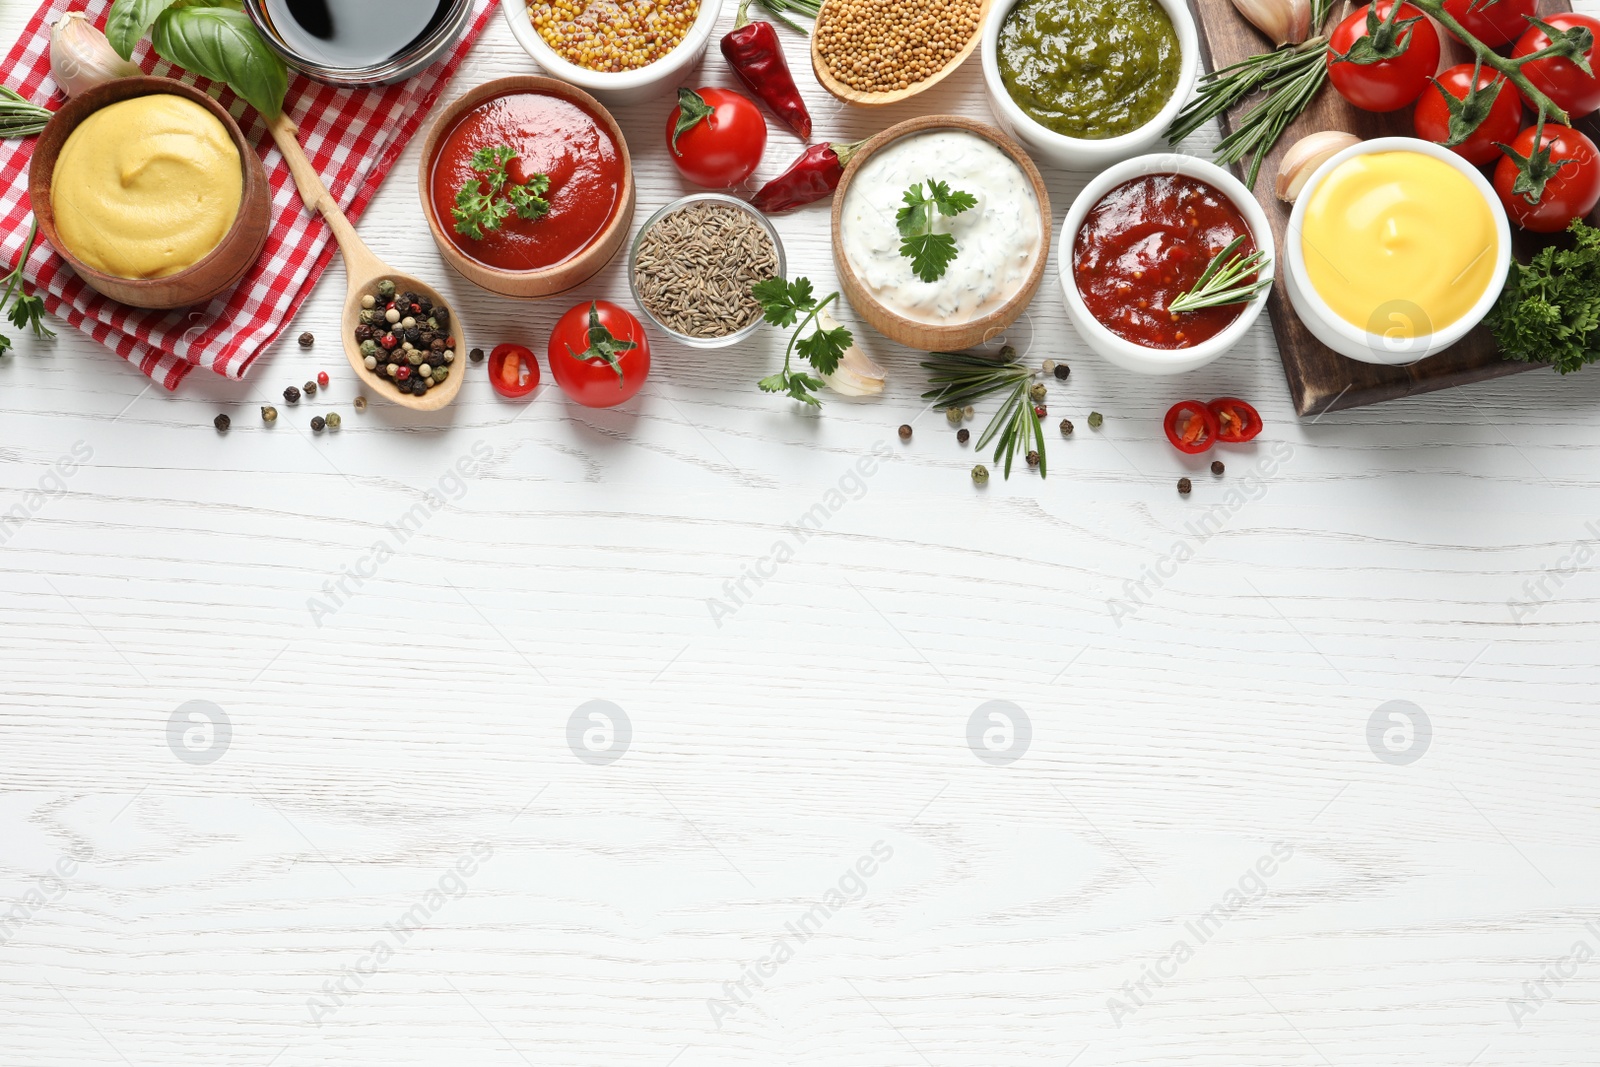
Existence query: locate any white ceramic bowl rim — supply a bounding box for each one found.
[981,0,1198,155]
[628,193,787,348]
[1058,152,1275,366]
[1285,136,1511,351]
[506,0,723,87]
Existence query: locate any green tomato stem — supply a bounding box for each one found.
[1404,0,1570,126]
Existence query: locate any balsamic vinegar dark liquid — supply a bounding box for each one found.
[263,0,450,68]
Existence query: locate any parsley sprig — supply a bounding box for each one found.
[1,218,54,358]
[896,179,976,283]
[1486,218,1600,374]
[751,276,853,407]
[452,146,551,240]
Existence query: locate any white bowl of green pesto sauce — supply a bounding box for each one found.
[980,0,1198,170]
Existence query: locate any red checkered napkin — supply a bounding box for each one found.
[0,0,495,389]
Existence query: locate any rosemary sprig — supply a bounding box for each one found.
[921,348,1045,479]
[1168,236,1272,313]
[1,85,51,139]
[753,0,821,34]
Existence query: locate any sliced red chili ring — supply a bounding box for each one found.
[1207,397,1263,443]
[488,343,540,400]
[1163,400,1219,454]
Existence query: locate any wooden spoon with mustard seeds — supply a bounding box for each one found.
[267,114,467,413]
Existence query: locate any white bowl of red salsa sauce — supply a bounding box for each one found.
[1059,153,1273,375]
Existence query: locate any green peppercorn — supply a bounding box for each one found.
[999,345,1016,362]
[261,405,278,423]
[359,309,377,325]
[310,416,325,432]
[377,280,396,300]
[433,367,448,383]
[945,406,962,425]
[1028,382,1047,403]
[971,464,989,485]
[359,340,379,358]
[213,413,230,432]
[326,412,342,430]
[1088,411,1103,429]
[1177,477,1192,495]
[1059,419,1073,436]
[898,424,912,440]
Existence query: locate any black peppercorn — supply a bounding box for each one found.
[1211,460,1224,476]
[412,378,429,395]
[469,347,485,363]
[1177,477,1192,495]
[283,385,301,404]
[298,332,314,347]
[1053,363,1070,380]
[311,415,326,432]
[957,428,970,444]
[1026,450,1039,468]
[404,327,421,345]
[213,413,230,432]
[354,324,374,342]
[430,338,446,353]
[303,380,317,398]
[898,424,912,440]
[433,307,450,325]
[1059,419,1073,436]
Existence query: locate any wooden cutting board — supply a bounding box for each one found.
[1190,0,1600,416]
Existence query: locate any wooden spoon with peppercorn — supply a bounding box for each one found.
[268,115,466,413]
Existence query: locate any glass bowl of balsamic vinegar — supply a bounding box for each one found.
[243,0,474,86]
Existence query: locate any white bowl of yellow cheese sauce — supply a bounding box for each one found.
[1284,137,1510,366]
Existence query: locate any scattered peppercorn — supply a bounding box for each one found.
[1028,382,1047,403]
[946,406,963,425]
[326,412,342,430]
[470,347,485,363]
[1211,460,1224,475]
[957,428,970,444]
[213,413,230,432]
[303,380,317,398]
[261,405,278,423]
[353,395,367,412]
[963,405,974,419]
[1177,477,1192,494]
[283,385,301,405]
[1059,418,1073,436]
[1034,405,1047,418]
[310,415,326,432]
[317,371,329,388]
[999,345,1016,362]
[1053,363,1070,380]
[298,331,314,348]
[1042,359,1056,374]
[971,464,989,485]
[898,424,912,440]
[1026,450,1039,468]
[1088,411,1103,429]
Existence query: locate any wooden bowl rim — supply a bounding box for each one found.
[830,113,1053,343]
[27,76,266,295]
[417,75,635,283]
[810,0,993,106]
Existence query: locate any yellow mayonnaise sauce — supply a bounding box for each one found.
[52,95,242,279]
[1300,150,1498,336]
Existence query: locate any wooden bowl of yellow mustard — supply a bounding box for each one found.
[28,77,270,311]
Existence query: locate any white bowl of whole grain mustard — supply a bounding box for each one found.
[1059,153,1273,375]
[980,0,1198,170]
[504,0,724,107]
[1284,137,1510,366]
[832,114,1051,352]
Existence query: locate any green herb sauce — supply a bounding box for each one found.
[997,0,1180,140]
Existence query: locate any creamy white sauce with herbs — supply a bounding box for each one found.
[840,130,1041,326]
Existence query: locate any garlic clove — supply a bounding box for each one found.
[51,12,141,99]
[815,309,885,397]
[1275,131,1361,203]
[1232,0,1312,46]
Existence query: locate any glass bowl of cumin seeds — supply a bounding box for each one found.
[628,193,785,348]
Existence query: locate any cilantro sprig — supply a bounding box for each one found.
[896,178,977,283]
[751,276,853,407]
[452,146,551,240]
[1,218,54,358]
[1486,218,1600,374]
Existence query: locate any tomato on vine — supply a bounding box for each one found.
[1413,59,1526,165]
[1327,1,1442,113]
[548,300,652,408]
[1513,13,1600,120]
[1440,0,1535,48]
[1493,119,1600,232]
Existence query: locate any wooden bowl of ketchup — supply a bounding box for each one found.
[419,77,635,299]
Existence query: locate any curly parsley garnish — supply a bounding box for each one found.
[452,145,551,240]
[896,178,977,283]
[751,276,853,407]
[1,218,54,358]
[1486,218,1600,374]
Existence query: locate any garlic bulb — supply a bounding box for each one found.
[1232,0,1312,46]
[51,13,140,99]
[1275,131,1361,202]
[815,309,885,397]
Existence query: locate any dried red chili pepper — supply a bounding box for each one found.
[720,0,812,140]
[750,139,866,214]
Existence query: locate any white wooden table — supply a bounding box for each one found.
[4,3,1599,1064]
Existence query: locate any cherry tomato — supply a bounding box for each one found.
[548,300,651,408]
[1207,398,1263,443]
[1513,14,1600,120]
[665,87,767,189]
[1441,0,1535,48]
[1163,401,1220,454]
[1413,64,1526,165]
[1327,2,1442,113]
[1493,123,1600,232]
[488,343,540,399]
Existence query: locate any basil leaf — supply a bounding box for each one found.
[106,0,180,59]
[152,5,287,118]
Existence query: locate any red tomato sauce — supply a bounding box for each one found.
[430,91,623,271]
[1072,174,1256,349]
